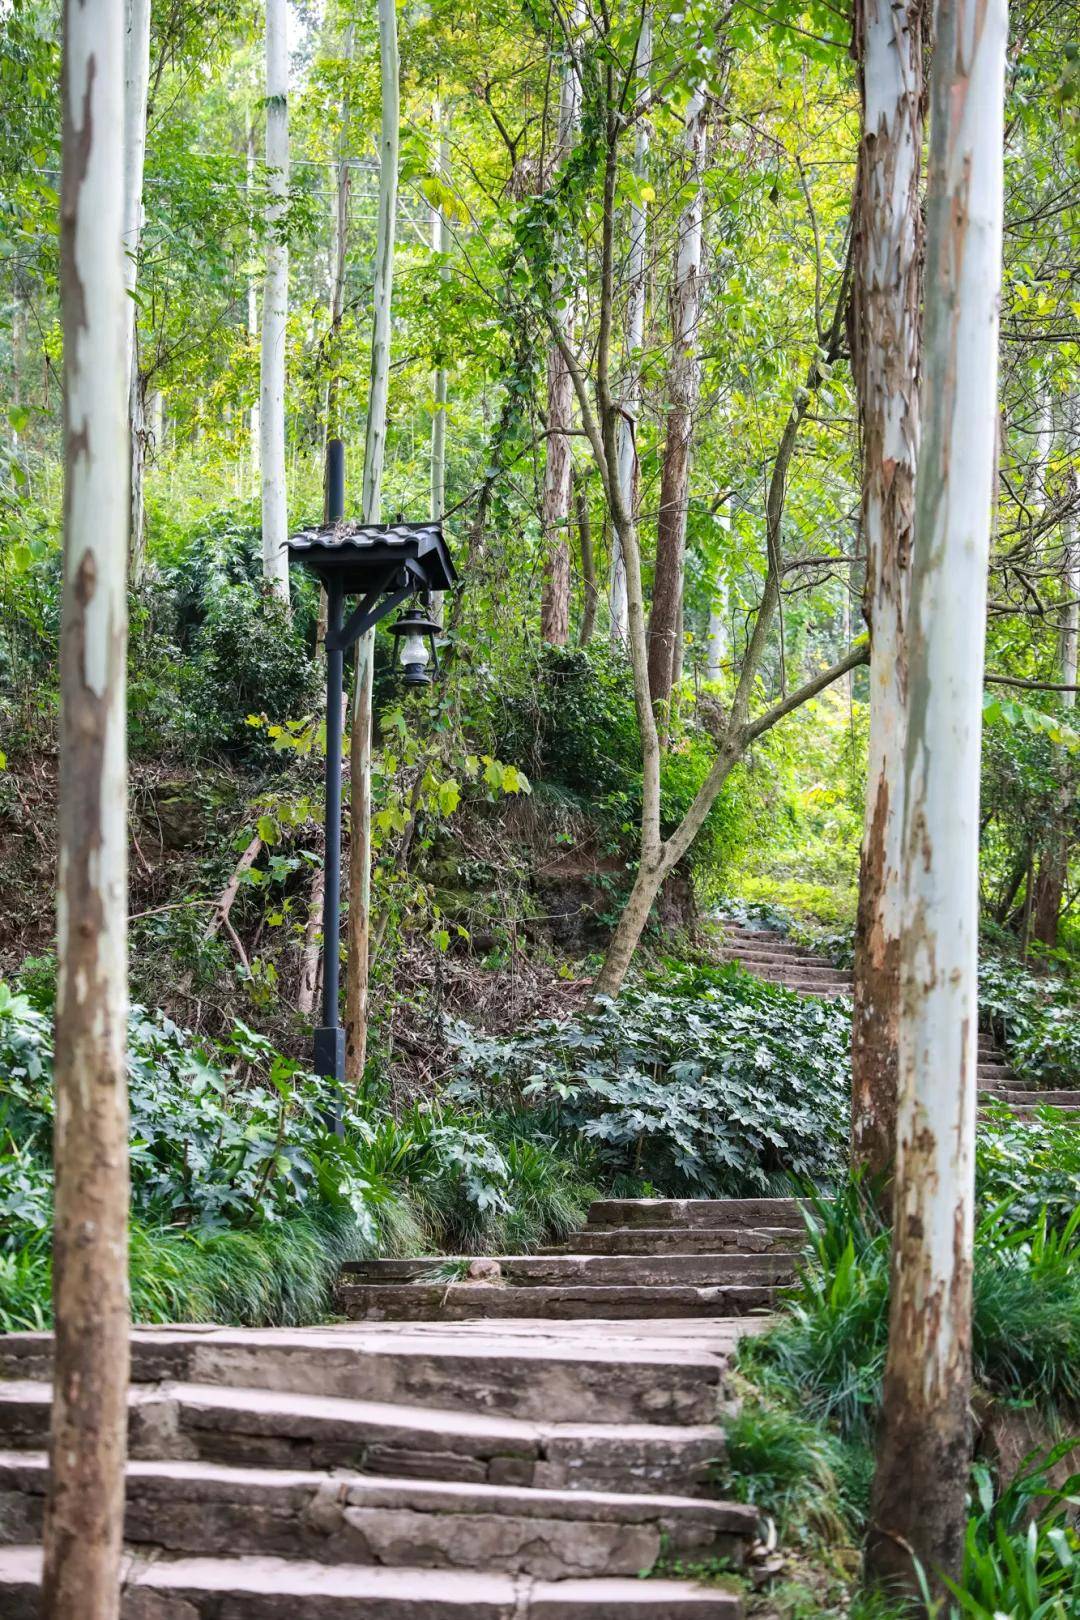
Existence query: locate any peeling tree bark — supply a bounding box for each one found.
[866,0,1007,1594]
[261,0,291,606]
[647,81,707,712]
[610,11,651,646]
[539,5,583,646]
[44,7,131,1617]
[849,0,925,1190]
[345,0,398,1086]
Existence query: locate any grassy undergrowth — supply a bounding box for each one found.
[715,1177,1080,1616]
[0,980,596,1330]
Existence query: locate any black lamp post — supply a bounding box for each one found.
[287,438,458,1099]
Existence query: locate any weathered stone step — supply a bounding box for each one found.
[0,1452,758,1580]
[725,964,854,988]
[337,1282,777,1324]
[341,1254,796,1289]
[0,1327,723,1426]
[979,1088,1079,1108]
[556,1226,803,1257]
[0,1382,726,1498]
[988,1102,1080,1120]
[717,945,833,968]
[587,1199,804,1231]
[0,1546,743,1619]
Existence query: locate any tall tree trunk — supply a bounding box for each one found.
[610,10,651,646]
[123,0,150,580]
[44,8,130,1617]
[849,0,925,1189]
[540,7,582,645]
[261,0,291,605]
[647,82,707,711]
[1063,400,1078,700]
[704,495,730,680]
[430,100,450,619]
[577,471,598,645]
[866,0,1006,1594]
[1032,395,1077,947]
[246,109,260,497]
[324,19,354,471]
[345,0,398,1086]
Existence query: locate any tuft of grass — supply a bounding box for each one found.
[719,1398,858,1542]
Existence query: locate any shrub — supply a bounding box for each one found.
[448,964,852,1195]
[936,1448,1080,1618]
[493,641,750,876]
[747,1177,1080,1447]
[0,979,595,1329]
[978,955,1080,1089]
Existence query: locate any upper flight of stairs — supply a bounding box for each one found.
[719,919,1080,1122]
[338,1197,802,1323]
[0,1197,810,1618]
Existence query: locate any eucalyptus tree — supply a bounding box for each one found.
[611,10,651,644]
[345,0,399,1084]
[124,0,151,576]
[848,0,926,1188]
[540,1,584,645]
[867,0,1007,1591]
[45,4,130,1616]
[261,0,290,604]
[647,76,708,712]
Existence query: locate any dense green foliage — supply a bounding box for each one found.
[448,964,852,1194]
[744,1181,1080,1446]
[0,980,594,1329]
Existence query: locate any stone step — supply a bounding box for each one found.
[0,1546,743,1620]
[551,1226,804,1257]
[979,1088,1079,1108]
[0,1382,726,1498]
[0,1453,759,1580]
[337,1282,777,1324]
[0,1327,724,1427]
[587,1199,804,1232]
[986,1102,1080,1121]
[716,945,830,968]
[341,1254,796,1289]
[728,965,854,988]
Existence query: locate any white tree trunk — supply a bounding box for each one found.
[867,0,1007,1593]
[849,0,925,1186]
[427,101,450,554]
[261,0,290,604]
[430,99,450,623]
[123,0,150,578]
[1063,398,1078,706]
[704,494,729,681]
[45,6,130,1616]
[611,11,651,646]
[540,2,583,645]
[324,18,354,468]
[247,110,260,496]
[647,78,707,709]
[346,0,398,1085]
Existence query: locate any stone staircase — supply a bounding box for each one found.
[339,1198,801,1323]
[719,919,1080,1122]
[0,1197,811,1617]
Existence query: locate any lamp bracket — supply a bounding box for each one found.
[325,557,429,654]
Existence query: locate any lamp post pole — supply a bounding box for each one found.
[314,439,347,1104]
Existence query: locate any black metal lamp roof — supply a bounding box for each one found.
[287,519,458,596]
